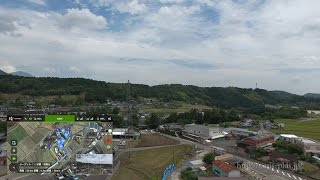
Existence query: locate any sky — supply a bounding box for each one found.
[0,0,320,95]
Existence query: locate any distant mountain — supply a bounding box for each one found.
[0,70,7,75]
[304,93,320,99]
[1,75,319,110]
[10,71,33,77]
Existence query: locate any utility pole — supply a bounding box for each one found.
[127,80,131,159]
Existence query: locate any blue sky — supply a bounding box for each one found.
[0,0,320,94]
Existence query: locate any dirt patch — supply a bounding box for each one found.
[135,133,179,148]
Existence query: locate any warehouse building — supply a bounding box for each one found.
[182,124,225,143]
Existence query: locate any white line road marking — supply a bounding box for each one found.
[271,168,274,171]
[282,171,285,175]
[287,173,291,178]
[292,175,297,179]
[266,166,270,169]
[298,177,302,180]
[277,170,279,173]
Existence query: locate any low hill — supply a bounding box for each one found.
[11,71,33,77]
[0,70,7,75]
[0,75,319,109]
[304,93,320,99]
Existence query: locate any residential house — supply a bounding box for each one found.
[212,160,241,177]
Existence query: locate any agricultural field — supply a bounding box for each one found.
[112,144,193,180]
[271,119,320,141]
[133,133,179,148]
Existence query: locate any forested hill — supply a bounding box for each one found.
[0,75,319,109]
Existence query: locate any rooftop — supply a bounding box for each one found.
[247,134,273,141]
[222,128,257,134]
[280,134,298,138]
[212,160,237,173]
[300,138,318,144]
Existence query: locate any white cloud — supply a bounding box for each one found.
[89,0,147,14]
[116,0,147,14]
[27,0,46,5]
[159,0,184,4]
[0,62,16,73]
[1,1,320,94]
[69,66,81,72]
[55,8,107,30]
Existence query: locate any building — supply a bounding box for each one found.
[222,128,257,139]
[279,134,299,143]
[183,124,225,142]
[238,134,274,149]
[299,138,320,157]
[215,154,234,161]
[280,134,320,157]
[212,160,240,177]
[159,123,183,131]
[112,128,140,140]
[184,159,204,169]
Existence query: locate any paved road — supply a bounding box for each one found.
[159,133,309,180]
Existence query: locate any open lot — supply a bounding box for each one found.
[270,119,320,141]
[134,133,179,148]
[112,144,193,180]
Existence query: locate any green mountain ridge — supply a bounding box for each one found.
[0,70,7,75]
[0,75,319,109]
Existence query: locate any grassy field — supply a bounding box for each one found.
[7,124,27,142]
[270,119,320,141]
[112,144,193,180]
[133,134,179,148]
[141,102,211,114]
[303,162,320,180]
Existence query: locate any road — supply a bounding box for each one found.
[159,133,310,180]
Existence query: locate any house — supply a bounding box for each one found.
[277,123,285,128]
[212,160,240,177]
[237,134,274,149]
[240,119,254,128]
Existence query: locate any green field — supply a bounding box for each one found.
[7,124,27,143]
[270,119,320,141]
[112,144,193,180]
[141,102,211,114]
